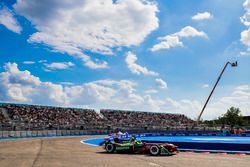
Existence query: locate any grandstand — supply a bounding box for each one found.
[0,111,8,124]
[100,109,193,131]
[0,103,193,132]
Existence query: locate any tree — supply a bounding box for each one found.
[218,107,244,126]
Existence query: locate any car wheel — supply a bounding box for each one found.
[106,143,116,153]
[149,145,160,156]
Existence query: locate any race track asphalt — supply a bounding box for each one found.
[0,136,250,167]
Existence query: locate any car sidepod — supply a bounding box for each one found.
[160,144,178,155]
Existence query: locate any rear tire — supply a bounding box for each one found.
[105,143,116,153]
[149,145,160,156]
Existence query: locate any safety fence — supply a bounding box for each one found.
[0,130,109,138]
[0,129,222,139]
[0,130,226,139]
[2,130,250,139]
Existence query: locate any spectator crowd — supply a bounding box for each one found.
[0,112,7,124]
[101,109,193,130]
[0,103,193,131]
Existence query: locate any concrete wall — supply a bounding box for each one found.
[0,130,110,138]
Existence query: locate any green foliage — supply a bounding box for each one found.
[222,107,243,126]
[203,107,246,126]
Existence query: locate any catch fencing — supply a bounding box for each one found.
[0,128,221,139]
[0,129,109,138]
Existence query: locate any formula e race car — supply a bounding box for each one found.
[104,137,178,156]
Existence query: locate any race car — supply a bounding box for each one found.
[104,137,178,156]
[104,131,129,141]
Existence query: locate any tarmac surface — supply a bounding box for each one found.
[0,136,250,167]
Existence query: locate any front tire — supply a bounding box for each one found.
[105,143,116,153]
[149,145,160,156]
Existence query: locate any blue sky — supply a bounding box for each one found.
[0,0,249,119]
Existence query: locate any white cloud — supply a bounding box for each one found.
[44,62,75,70]
[155,78,167,89]
[0,63,41,101]
[2,63,41,86]
[150,35,183,51]
[202,84,209,88]
[38,60,47,63]
[125,52,159,76]
[240,51,250,56]
[78,54,109,69]
[145,89,158,94]
[0,6,22,34]
[14,0,159,68]
[241,0,250,26]
[241,28,250,48]
[175,26,208,38]
[60,82,74,86]
[192,12,213,21]
[151,26,207,51]
[0,63,139,106]
[23,61,35,65]
[0,63,249,119]
[203,85,250,119]
[240,0,250,55]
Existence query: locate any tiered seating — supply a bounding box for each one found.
[0,111,7,123]
[1,104,105,130]
[0,103,194,131]
[100,109,193,129]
